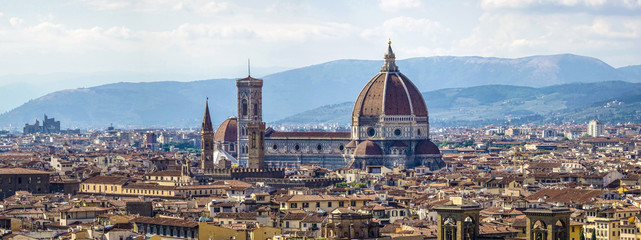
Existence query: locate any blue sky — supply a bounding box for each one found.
[0,0,640,92]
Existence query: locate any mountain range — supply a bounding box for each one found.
[275,81,641,127]
[1,54,640,129]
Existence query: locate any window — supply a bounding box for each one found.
[339,201,344,207]
[291,203,298,208]
[351,201,356,207]
[316,202,320,208]
[328,202,332,207]
[317,144,322,151]
[294,144,300,151]
[253,103,258,116]
[394,129,401,136]
[242,99,248,116]
[367,128,375,137]
[302,203,309,208]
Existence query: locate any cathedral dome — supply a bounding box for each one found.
[352,43,428,119]
[214,117,237,142]
[415,140,440,155]
[354,140,383,156]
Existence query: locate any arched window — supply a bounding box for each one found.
[242,99,248,116]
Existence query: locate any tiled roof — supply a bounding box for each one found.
[354,140,382,156]
[214,212,257,220]
[525,188,604,204]
[214,117,237,142]
[83,175,129,185]
[132,216,198,228]
[124,183,175,190]
[145,170,182,177]
[267,132,350,139]
[0,167,51,175]
[60,206,109,213]
[352,69,428,118]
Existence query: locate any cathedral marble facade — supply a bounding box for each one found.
[201,43,444,171]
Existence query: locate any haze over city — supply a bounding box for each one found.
[1,1,641,240]
[1,0,641,114]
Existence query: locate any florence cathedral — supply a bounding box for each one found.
[201,42,444,171]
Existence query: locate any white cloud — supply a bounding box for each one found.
[379,0,421,11]
[362,16,449,39]
[576,17,641,39]
[446,11,641,67]
[481,0,641,13]
[9,17,23,26]
[82,0,230,14]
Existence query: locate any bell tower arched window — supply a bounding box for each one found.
[242,99,248,116]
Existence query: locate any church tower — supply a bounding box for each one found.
[247,122,266,169]
[236,76,263,167]
[201,99,215,170]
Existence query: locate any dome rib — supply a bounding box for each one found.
[384,73,412,115]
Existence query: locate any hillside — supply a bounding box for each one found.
[1,54,640,129]
[274,81,641,127]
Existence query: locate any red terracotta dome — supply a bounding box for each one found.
[214,117,237,142]
[352,43,428,119]
[354,140,383,156]
[345,140,357,148]
[415,140,440,155]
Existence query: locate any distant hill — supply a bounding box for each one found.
[275,81,641,127]
[0,80,238,129]
[1,54,640,129]
[261,54,638,122]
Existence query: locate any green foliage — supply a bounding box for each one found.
[161,141,195,152]
[336,182,348,188]
[335,182,367,188]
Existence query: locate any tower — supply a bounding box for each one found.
[247,122,265,169]
[524,208,571,240]
[201,99,215,170]
[434,204,482,240]
[236,76,263,167]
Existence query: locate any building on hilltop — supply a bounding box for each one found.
[200,42,444,171]
[23,114,61,135]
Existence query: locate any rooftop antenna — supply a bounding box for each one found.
[248,58,251,77]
